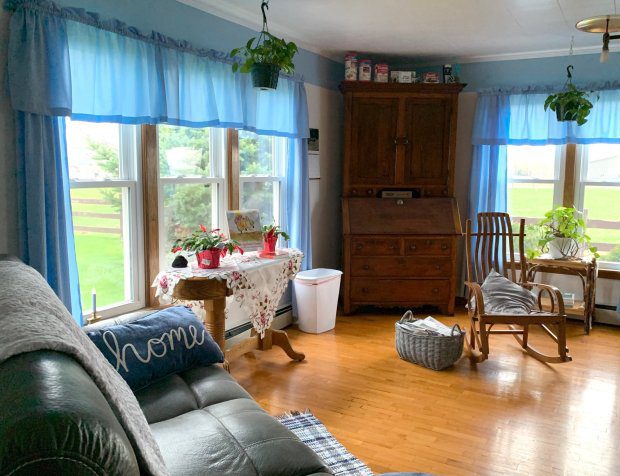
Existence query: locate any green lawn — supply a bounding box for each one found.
[71,188,126,311]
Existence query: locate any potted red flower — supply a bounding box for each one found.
[261,223,290,254]
[172,225,243,269]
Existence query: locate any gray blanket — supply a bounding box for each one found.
[0,261,168,476]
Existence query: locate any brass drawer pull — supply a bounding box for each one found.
[426,239,432,245]
[362,264,370,270]
[366,189,373,195]
[432,287,440,294]
[435,265,441,270]
[409,244,417,251]
[356,243,363,250]
[441,243,448,250]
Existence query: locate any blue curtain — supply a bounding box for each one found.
[15,113,82,323]
[7,1,310,138]
[6,0,312,318]
[468,94,510,222]
[285,139,312,270]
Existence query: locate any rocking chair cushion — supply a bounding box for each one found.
[479,270,537,315]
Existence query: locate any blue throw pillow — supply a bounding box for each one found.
[86,306,224,390]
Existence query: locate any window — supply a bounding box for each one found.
[66,119,144,316]
[576,144,620,266]
[238,130,287,226]
[157,126,227,266]
[507,143,620,268]
[507,145,563,223]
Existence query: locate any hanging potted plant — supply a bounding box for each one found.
[536,206,599,260]
[261,223,290,254]
[544,65,596,126]
[172,225,243,269]
[230,1,298,90]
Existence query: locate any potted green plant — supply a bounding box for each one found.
[261,223,289,254]
[172,225,243,269]
[229,2,297,90]
[544,66,596,126]
[536,206,599,260]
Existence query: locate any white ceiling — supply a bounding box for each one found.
[179,0,620,63]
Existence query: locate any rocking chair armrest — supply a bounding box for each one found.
[464,281,485,315]
[523,282,566,315]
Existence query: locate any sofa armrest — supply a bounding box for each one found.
[0,350,140,475]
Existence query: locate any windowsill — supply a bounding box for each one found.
[599,268,620,280]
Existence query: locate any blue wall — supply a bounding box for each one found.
[54,0,343,90]
[395,52,620,91]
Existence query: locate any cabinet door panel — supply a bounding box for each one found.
[349,97,399,184]
[403,98,451,185]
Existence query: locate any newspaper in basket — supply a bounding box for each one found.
[395,310,465,370]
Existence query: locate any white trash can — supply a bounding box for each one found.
[293,268,343,334]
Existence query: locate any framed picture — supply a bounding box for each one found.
[226,209,263,252]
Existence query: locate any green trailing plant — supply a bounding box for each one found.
[544,65,596,126]
[230,33,298,74]
[536,206,599,259]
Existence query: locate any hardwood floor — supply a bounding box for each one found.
[231,311,620,475]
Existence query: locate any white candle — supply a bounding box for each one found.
[92,288,97,315]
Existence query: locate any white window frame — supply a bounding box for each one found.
[574,144,620,270]
[157,127,228,267]
[506,144,565,223]
[69,123,145,318]
[238,134,288,228]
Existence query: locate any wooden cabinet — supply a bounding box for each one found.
[340,82,464,315]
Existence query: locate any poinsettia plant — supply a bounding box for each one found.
[261,223,290,241]
[171,225,243,255]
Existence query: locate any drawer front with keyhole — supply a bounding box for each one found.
[350,279,450,302]
[404,238,451,256]
[351,257,452,277]
[350,238,401,256]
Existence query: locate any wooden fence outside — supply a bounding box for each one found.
[72,198,122,235]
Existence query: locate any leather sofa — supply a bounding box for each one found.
[0,266,330,475]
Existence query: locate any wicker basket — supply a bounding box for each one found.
[395,311,465,370]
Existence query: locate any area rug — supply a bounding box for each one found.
[276,410,373,476]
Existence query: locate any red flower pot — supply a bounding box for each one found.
[196,248,221,269]
[263,235,278,253]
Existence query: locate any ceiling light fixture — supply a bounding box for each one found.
[576,15,620,63]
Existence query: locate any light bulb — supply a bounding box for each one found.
[600,46,609,63]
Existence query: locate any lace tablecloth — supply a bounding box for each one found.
[152,248,303,337]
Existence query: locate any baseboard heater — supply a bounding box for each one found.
[225,305,293,339]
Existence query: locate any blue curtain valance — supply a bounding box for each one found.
[6,0,309,138]
[472,85,620,146]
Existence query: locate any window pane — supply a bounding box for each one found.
[583,144,620,182]
[507,145,558,180]
[71,187,129,310]
[66,120,121,180]
[241,181,275,223]
[239,130,274,176]
[161,184,216,264]
[583,185,620,263]
[507,183,555,222]
[159,126,213,178]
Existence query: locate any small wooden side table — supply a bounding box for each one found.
[526,256,598,335]
[172,277,305,369]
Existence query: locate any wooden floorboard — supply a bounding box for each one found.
[230,310,620,475]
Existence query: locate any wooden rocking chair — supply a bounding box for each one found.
[465,212,572,363]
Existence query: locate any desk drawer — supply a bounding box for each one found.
[350,278,450,302]
[350,237,401,256]
[404,238,452,256]
[351,257,452,277]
